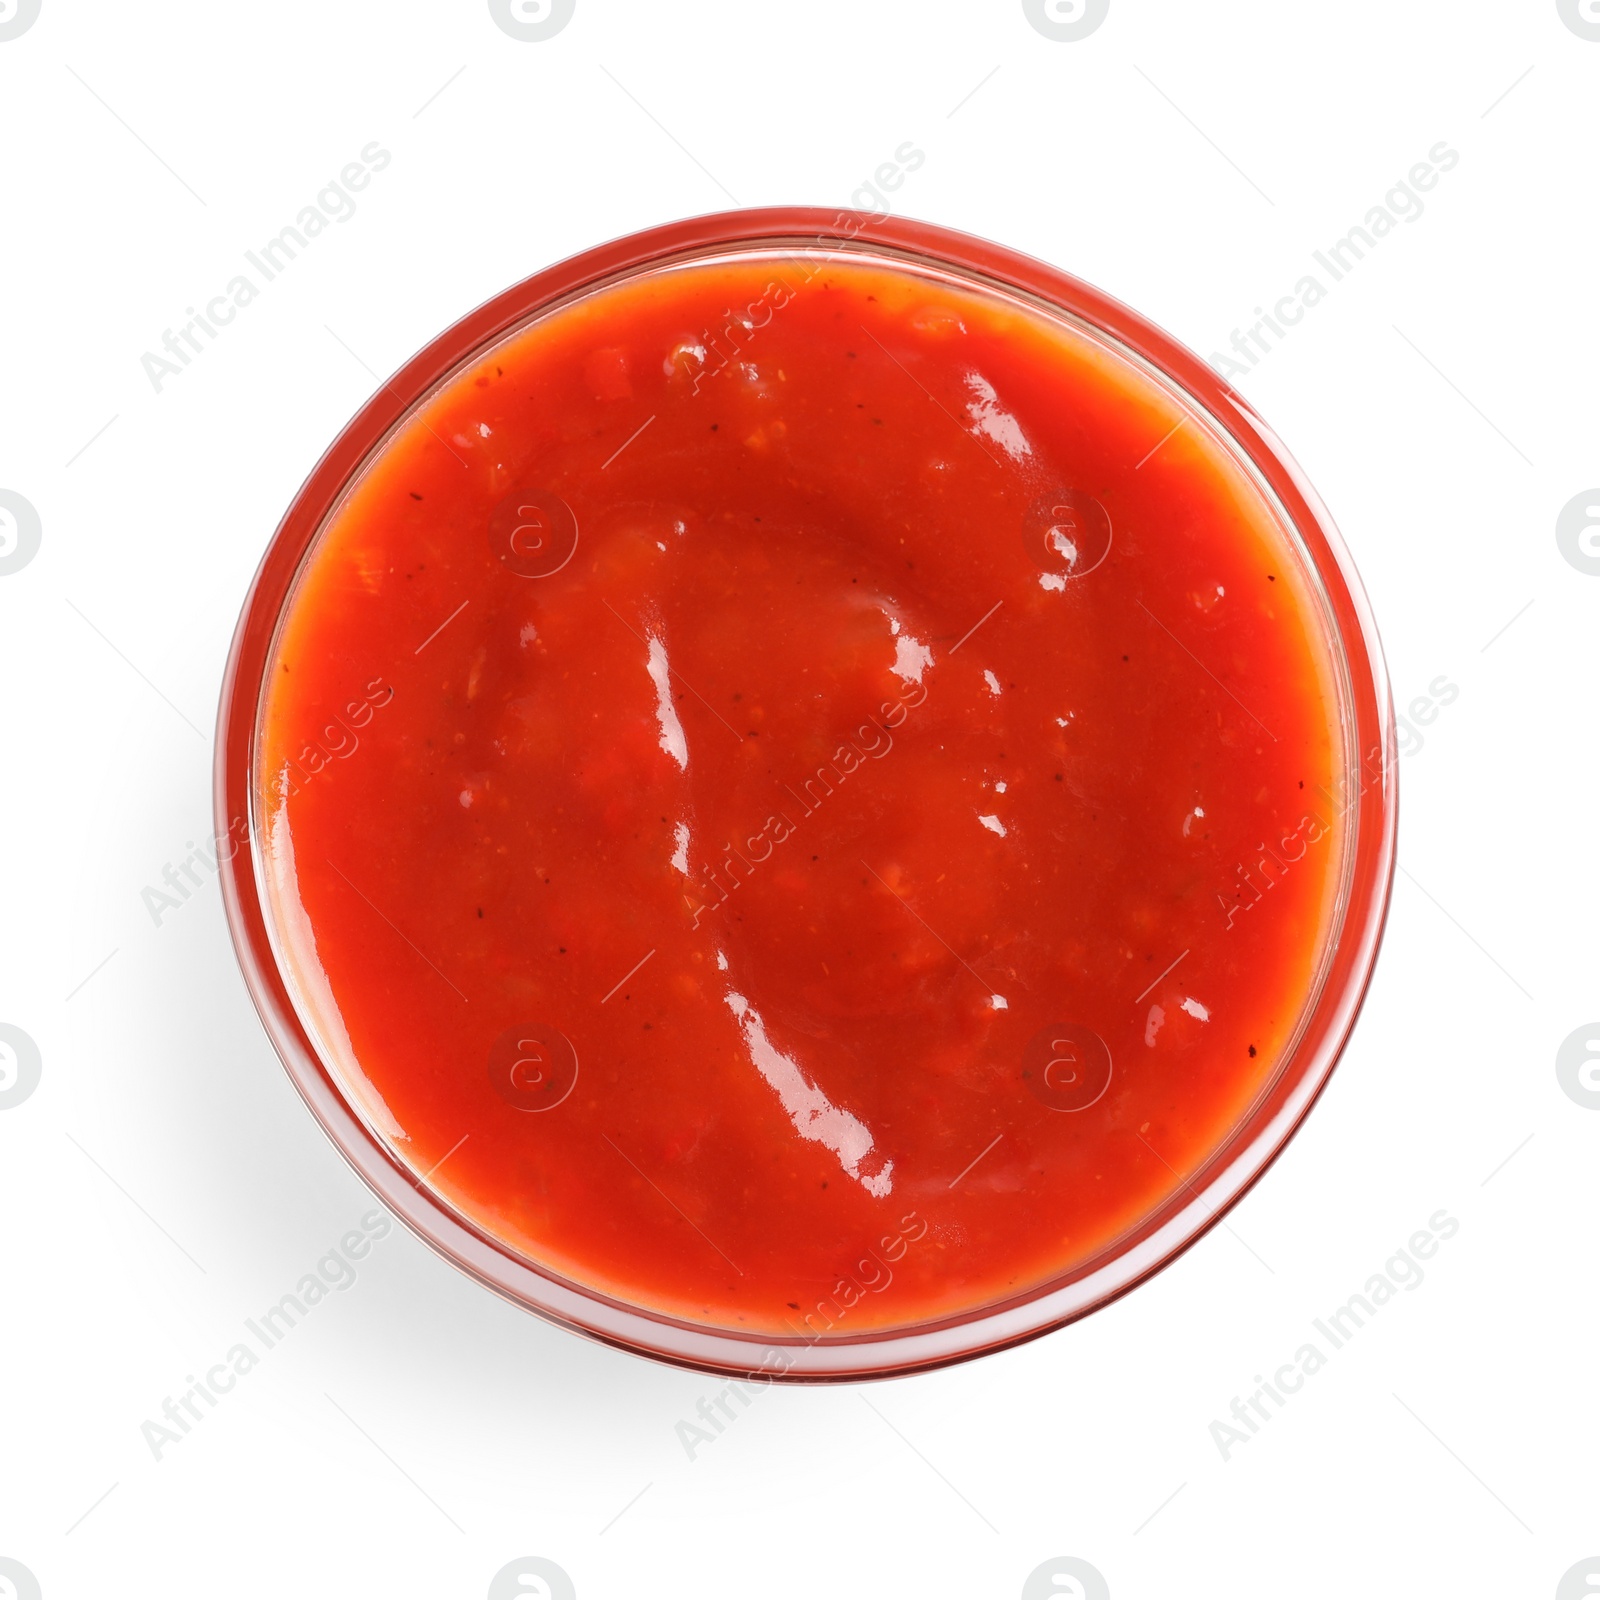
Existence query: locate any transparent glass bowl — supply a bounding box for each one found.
[216,208,1397,1380]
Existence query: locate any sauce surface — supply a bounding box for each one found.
[259,252,1343,1336]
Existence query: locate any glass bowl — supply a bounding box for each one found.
[215,207,1397,1381]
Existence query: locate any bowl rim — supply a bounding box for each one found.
[214,205,1398,1382]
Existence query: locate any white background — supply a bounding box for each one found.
[2,2,1596,1596]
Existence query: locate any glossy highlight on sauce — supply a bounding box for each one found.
[258,251,1343,1336]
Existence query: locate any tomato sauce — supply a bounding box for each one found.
[258,252,1342,1336]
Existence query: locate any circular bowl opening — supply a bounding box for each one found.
[216,208,1396,1381]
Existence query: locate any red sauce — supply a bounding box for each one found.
[258,253,1342,1336]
